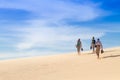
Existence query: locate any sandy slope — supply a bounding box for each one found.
[0,47,120,80]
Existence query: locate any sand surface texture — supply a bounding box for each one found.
[0,47,120,80]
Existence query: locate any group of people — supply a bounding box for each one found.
[76,37,104,59]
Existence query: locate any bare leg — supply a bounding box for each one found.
[92,44,95,53]
[93,47,95,53]
[96,45,100,59]
[96,53,99,59]
[77,47,80,55]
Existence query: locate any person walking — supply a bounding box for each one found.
[90,36,96,53]
[95,38,103,59]
[76,38,83,55]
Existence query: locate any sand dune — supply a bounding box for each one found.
[0,47,120,80]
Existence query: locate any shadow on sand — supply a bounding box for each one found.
[102,54,120,59]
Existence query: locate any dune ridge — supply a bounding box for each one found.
[0,47,120,80]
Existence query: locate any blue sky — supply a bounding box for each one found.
[0,0,120,59]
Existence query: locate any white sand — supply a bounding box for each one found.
[0,47,120,80]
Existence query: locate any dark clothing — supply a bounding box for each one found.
[92,39,96,44]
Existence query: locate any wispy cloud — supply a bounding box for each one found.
[0,0,113,57]
[0,0,107,51]
[12,20,105,50]
[0,0,106,22]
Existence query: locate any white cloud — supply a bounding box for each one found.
[95,23,120,33]
[0,0,106,22]
[14,20,105,50]
[0,0,120,60]
[0,0,108,54]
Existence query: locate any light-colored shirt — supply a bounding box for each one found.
[96,41,103,49]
